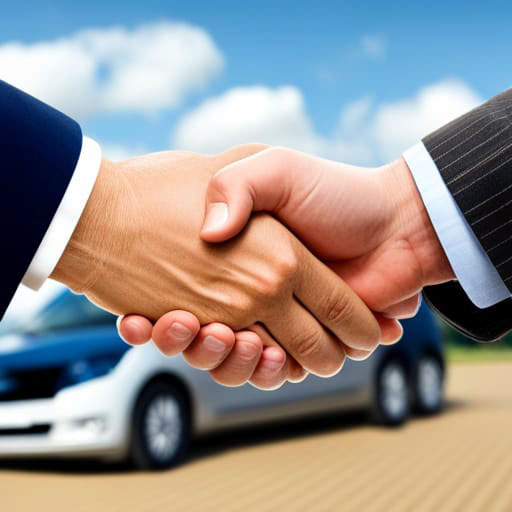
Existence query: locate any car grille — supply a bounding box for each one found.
[0,368,63,401]
[0,424,51,436]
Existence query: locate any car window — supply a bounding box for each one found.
[21,292,116,336]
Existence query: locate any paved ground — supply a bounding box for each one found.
[2,362,512,512]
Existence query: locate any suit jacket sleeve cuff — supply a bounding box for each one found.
[403,141,510,308]
[22,136,102,290]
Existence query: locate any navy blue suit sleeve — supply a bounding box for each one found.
[0,80,82,320]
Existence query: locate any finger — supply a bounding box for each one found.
[375,314,404,345]
[183,323,235,370]
[209,330,263,387]
[201,147,291,242]
[344,316,403,357]
[376,315,404,344]
[344,346,374,361]
[117,315,153,345]
[248,323,308,386]
[245,324,292,390]
[267,300,346,377]
[151,311,201,356]
[381,294,422,320]
[295,249,382,352]
[285,354,309,383]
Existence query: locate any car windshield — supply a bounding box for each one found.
[13,292,116,337]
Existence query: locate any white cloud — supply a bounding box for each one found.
[0,39,98,118]
[337,79,482,163]
[172,86,322,154]
[172,79,482,165]
[360,35,387,59]
[0,21,223,119]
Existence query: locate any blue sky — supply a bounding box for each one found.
[1,0,510,157]
[2,0,511,319]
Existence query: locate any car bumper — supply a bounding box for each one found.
[0,375,130,459]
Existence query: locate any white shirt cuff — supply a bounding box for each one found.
[403,141,510,309]
[22,136,102,290]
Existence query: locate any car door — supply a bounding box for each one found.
[198,351,371,418]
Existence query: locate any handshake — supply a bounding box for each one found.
[52,144,453,390]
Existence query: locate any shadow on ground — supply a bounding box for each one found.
[0,399,466,476]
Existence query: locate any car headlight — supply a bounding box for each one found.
[59,353,124,389]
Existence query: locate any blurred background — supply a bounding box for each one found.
[2,1,512,511]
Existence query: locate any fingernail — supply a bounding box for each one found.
[260,348,286,371]
[204,335,226,353]
[168,322,193,342]
[202,202,228,232]
[124,318,146,344]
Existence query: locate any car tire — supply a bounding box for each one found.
[130,380,190,470]
[414,355,444,415]
[372,358,410,426]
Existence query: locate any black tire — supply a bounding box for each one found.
[414,355,444,415]
[372,358,410,426]
[129,380,190,470]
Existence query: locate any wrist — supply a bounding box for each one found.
[51,158,126,293]
[383,157,455,285]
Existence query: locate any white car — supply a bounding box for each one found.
[0,291,444,469]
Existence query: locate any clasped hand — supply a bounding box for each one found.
[56,145,453,390]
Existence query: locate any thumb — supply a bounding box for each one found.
[201,148,294,242]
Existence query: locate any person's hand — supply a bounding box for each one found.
[53,145,382,389]
[195,147,454,313]
[119,147,451,383]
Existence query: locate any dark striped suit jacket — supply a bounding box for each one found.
[421,89,512,341]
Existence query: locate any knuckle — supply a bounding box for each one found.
[253,274,286,301]
[276,251,299,279]
[292,330,346,377]
[254,253,298,299]
[236,338,263,364]
[209,294,254,329]
[229,297,252,318]
[253,276,280,299]
[324,291,353,325]
[294,331,325,363]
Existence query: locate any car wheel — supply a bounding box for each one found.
[372,359,410,426]
[414,355,444,415]
[130,381,190,470]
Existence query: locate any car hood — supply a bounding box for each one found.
[0,327,130,371]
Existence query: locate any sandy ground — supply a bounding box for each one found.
[2,362,512,512]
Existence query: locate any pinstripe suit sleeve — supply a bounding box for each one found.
[423,89,512,292]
